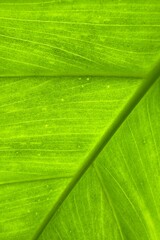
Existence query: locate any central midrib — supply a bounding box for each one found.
[32,58,160,240]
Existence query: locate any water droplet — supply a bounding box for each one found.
[78,77,82,80]
[27,209,30,213]
[87,77,90,81]
[81,85,84,88]
[61,98,64,102]
[107,85,110,88]
[45,124,48,128]
[78,145,81,149]
[35,212,38,216]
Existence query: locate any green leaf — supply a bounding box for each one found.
[0,77,142,239]
[0,0,160,76]
[38,76,160,240]
[0,1,160,240]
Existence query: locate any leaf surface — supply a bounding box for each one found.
[37,77,160,240]
[0,1,160,240]
[0,0,160,76]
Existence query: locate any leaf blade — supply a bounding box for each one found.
[37,74,160,240]
[0,1,160,76]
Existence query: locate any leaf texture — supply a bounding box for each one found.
[37,77,160,240]
[0,0,160,240]
[0,0,160,76]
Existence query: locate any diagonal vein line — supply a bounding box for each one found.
[0,176,72,187]
[31,58,160,240]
